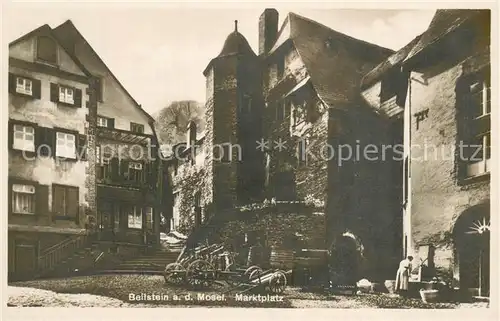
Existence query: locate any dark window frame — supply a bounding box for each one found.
[52,184,79,221]
[9,178,39,216]
[130,122,145,134]
[457,67,491,183]
[36,36,58,65]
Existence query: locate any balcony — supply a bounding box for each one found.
[97,126,154,145]
[96,159,157,192]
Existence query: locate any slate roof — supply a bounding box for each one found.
[53,20,155,123]
[269,12,394,106]
[218,31,255,57]
[360,35,422,89]
[404,9,486,63]
[204,25,257,76]
[9,24,93,78]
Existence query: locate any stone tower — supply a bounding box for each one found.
[203,21,264,212]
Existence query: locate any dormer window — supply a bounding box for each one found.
[36,36,57,64]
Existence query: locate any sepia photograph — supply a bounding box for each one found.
[2,2,495,313]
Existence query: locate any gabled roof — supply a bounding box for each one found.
[9,24,92,78]
[268,12,394,106]
[404,9,486,63]
[53,20,155,123]
[361,35,422,89]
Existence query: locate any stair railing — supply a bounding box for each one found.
[37,230,93,274]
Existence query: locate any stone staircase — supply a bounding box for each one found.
[97,247,180,275]
[34,232,112,280]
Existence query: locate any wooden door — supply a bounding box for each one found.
[15,243,37,279]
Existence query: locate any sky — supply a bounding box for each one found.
[4,3,435,115]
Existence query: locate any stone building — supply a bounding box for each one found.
[169,10,404,282]
[8,24,97,280]
[362,10,491,296]
[53,21,164,247]
[8,21,165,281]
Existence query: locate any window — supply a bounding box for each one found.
[463,70,491,178]
[297,138,308,165]
[96,147,112,180]
[16,77,32,95]
[127,206,142,229]
[59,86,74,104]
[145,207,153,229]
[13,124,35,152]
[469,77,491,118]
[52,185,78,218]
[466,132,491,177]
[36,36,57,64]
[56,132,76,158]
[12,184,35,214]
[97,117,108,127]
[130,122,144,134]
[128,162,143,182]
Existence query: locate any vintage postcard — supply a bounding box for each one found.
[1,1,497,318]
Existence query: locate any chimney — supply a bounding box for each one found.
[259,8,279,55]
[186,121,197,148]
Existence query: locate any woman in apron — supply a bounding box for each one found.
[395,255,413,297]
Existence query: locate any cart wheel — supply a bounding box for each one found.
[248,267,264,281]
[186,259,216,289]
[163,263,186,285]
[244,265,260,276]
[268,271,287,294]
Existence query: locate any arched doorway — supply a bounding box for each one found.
[329,231,364,285]
[453,201,490,297]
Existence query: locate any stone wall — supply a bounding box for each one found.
[407,18,490,278]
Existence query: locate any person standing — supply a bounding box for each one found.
[395,256,414,297]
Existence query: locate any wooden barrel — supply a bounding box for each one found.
[270,248,295,270]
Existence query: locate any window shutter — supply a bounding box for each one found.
[74,88,82,107]
[77,134,87,161]
[146,208,153,229]
[32,79,42,99]
[36,185,49,218]
[107,118,115,129]
[111,157,120,180]
[35,127,44,155]
[52,185,65,218]
[120,159,130,179]
[66,187,79,222]
[35,127,54,156]
[8,73,16,94]
[8,121,14,150]
[95,78,103,102]
[50,83,59,103]
[46,128,55,157]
